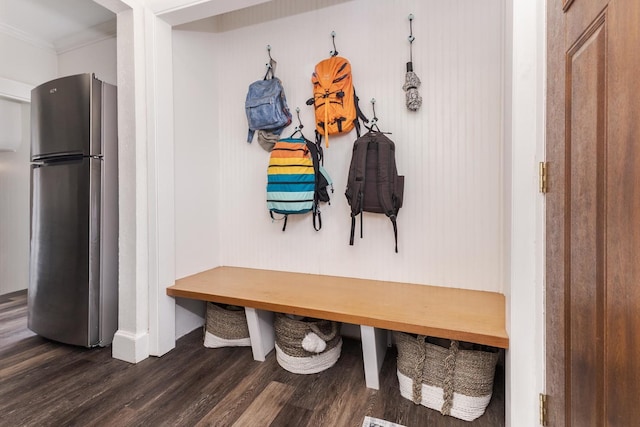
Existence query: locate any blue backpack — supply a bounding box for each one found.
[267,137,332,231]
[245,68,292,143]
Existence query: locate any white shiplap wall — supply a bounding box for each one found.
[174,0,504,293]
[0,32,58,296]
[174,29,221,280]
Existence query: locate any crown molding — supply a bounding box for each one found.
[0,18,117,55]
[154,0,272,26]
[55,18,117,54]
[0,22,55,52]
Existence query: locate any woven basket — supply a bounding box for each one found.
[274,313,342,374]
[394,331,499,422]
[203,302,251,348]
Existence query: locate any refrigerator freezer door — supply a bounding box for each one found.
[30,74,102,159]
[28,157,102,347]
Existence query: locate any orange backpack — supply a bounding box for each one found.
[307,56,367,147]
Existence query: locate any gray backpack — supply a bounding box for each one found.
[345,131,404,253]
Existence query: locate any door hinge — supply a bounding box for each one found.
[539,162,548,193]
[539,393,548,426]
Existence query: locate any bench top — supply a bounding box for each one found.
[166,266,509,349]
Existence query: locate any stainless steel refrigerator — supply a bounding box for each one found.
[28,73,118,347]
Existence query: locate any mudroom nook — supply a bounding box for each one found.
[168,0,520,425]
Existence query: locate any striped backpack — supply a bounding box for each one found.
[267,138,332,231]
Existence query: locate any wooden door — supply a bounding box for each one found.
[546,0,640,425]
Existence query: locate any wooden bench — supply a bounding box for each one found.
[166,266,509,390]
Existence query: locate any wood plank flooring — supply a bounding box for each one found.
[0,291,504,427]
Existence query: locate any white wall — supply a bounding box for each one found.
[58,37,118,85]
[0,33,58,85]
[174,0,505,293]
[172,27,221,337]
[0,101,32,296]
[173,28,220,281]
[0,30,117,298]
[0,32,57,296]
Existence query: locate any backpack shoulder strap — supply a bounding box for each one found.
[352,88,369,138]
[305,138,323,231]
[375,135,396,216]
[375,134,399,252]
[347,134,370,245]
[348,135,370,216]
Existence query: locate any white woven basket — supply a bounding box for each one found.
[203,302,251,349]
[275,341,343,374]
[394,332,499,422]
[204,332,251,348]
[274,314,342,374]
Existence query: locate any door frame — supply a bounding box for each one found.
[506,0,547,425]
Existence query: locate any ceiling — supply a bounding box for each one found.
[0,0,116,52]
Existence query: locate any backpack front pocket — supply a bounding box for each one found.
[246,96,288,130]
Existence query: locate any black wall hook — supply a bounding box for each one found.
[365,98,391,134]
[408,14,415,42]
[289,107,306,139]
[371,98,378,122]
[407,14,415,69]
[330,31,339,57]
[264,45,277,79]
[266,45,275,69]
[367,98,381,132]
[295,107,304,130]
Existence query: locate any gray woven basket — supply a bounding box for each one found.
[394,331,499,422]
[204,302,250,341]
[274,313,342,374]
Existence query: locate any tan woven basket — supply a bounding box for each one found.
[274,313,342,374]
[203,302,251,348]
[394,331,499,422]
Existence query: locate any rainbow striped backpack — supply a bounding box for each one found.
[267,137,332,231]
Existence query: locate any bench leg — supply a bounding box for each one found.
[360,325,388,390]
[244,308,275,362]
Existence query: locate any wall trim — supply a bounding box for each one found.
[0,77,33,103]
[153,0,272,26]
[145,9,177,357]
[0,19,116,55]
[0,22,54,52]
[55,19,117,54]
[111,330,150,363]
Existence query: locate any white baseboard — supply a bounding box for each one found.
[112,329,150,363]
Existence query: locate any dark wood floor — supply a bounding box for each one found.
[0,291,504,427]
